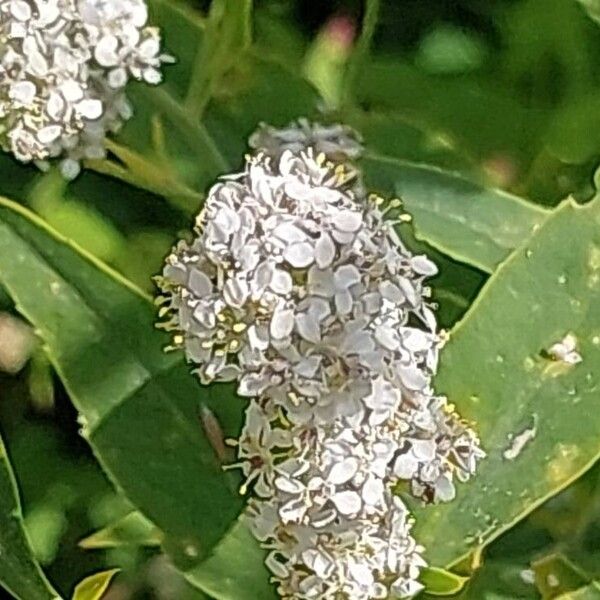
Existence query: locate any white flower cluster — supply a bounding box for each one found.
[157,131,484,599]
[249,118,364,162]
[0,0,171,177]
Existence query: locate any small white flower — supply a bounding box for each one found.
[0,0,171,173]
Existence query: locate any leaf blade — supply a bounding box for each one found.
[362,153,549,273]
[0,197,243,566]
[72,569,120,600]
[413,198,600,567]
[0,434,60,600]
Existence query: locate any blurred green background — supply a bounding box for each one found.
[2,0,600,597]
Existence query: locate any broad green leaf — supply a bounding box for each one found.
[348,111,474,174]
[362,154,550,273]
[353,60,543,164]
[0,434,59,600]
[0,197,244,566]
[421,567,469,596]
[578,0,600,23]
[185,517,274,600]
[72,569,119,600]
[413,197,600,568]
[79,511,162,550]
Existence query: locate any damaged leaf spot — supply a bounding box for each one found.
[502,414,538,461]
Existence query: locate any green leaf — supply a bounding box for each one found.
[79,511,162,550]
[421,566,469,596]
[0,434,60,600]
[71,569,119,600]
[185,517,275,600]
[578,0,600,24]
[556,582,600,599]
[412,197,600,568]
[353,60,543,164]
[0,197,244,566]
[362,154,550,273]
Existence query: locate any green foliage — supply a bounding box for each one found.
[0,0,599,598]
[0,434,59,600]
[414,198,600,567]
[0,198,244,567]
[362,155,549,273]
[71,569,119,600]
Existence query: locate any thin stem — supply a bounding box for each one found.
[184,36,213,121]
[149,87,229,174]
[342,0,381,107]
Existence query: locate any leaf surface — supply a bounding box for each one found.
[0,435,59,600]
[0,198,243,566]
[363,154,549,273]
[414,198,600,568]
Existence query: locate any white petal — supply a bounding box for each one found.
[328,457,359,485]
[10,0,32,20]
[188,270,212,296]
[143,68,162,85]
[139,37,160,59]
[76,99,103,120]
[379,281,404,303]
[37,125,61,144]
[283,241,314,268]
[9,80,36,104]
[362,476,384,506]
[265,552,289,578]
[274,476,304,495]
[393,453,419,479]
[335,289,353,315]
[331,490,362,515]
[307,266,335,297]
[279,498,307,523]
[397,276,419,306]
[411,439,436,461]
[295,312,321,343]
[223,277,248,308]
[411,254,438,276]
[270,269,293,295]
[60,80,84,102]
[274,222,307,243]
[335,210,362,232]
[270,308,294,339]
[374,325,400,351]
[314,232,336,268]
[60,159,80,180]
[399,364,428,390]
[95,35,119,67]
[334,264,361,289]
[108,67,128,88]
[435,475,456,502]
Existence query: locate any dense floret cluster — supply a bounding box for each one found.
[0,0,171,177]
[157,125,484,599]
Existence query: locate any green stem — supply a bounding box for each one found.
[184,37,213,121]
[342,0,381,107]
[149,87,229,174]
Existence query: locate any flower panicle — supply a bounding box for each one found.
[0,0,172,177]
[157,121,485,599]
